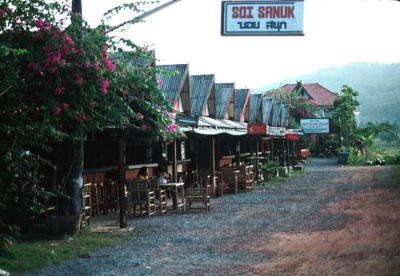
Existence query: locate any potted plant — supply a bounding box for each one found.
[261,160,279,181]
[215,179,229,197]
[278,166,287,177]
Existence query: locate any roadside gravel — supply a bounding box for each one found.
[23,158,397,275]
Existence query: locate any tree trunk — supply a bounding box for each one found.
[66,130,84,215]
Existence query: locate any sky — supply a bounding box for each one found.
[82,0,400,91]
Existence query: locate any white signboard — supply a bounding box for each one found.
[267,126,286,136]
[221,1,304,36]
[300,119,330,134]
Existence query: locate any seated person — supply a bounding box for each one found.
[137,166,149,179]
[158,169,168,184]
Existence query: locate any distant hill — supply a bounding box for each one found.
[254,62,400,124]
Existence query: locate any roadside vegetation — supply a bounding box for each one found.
[0,227,137,274]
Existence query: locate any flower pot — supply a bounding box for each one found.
[50,214,82,237]
[216,188,224,197]
[278,168,287,177]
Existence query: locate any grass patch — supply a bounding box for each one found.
[258,169,309,188]
[0,227,136,274]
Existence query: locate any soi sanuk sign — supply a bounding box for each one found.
[221,0,304,36]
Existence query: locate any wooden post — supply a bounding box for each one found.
[172,138,177,182]
[194,135,199,172]
[211,136,216,196]
[286,138,290,172]
[292,140,296,170]
[118,131,127,229]
[255,137,259,184]
[235,138,240,166]
[271,138,274,161]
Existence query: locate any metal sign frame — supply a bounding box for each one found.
[221,0,304,36]
[300,118,330,134]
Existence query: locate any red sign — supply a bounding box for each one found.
[287,134,299,141]
[247,124,266,135]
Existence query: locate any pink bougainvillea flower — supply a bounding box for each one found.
[137,112,144,120]
[64,33,74,46]
[167,123,177,132]
[158,80,164,86]
[101,45,107,57]
[90,101,96,108]
[104,57,116,72]
[77,113,88,122]
[99,79,110,95]
[123,89,128,96]
[52,104,61,116]
[84,61,91,68]
[75,75,83,84]
[54,87,65,96]
[93,63,100,71]
[62,103,69,109]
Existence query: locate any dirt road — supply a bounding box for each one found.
[29,159,400,275]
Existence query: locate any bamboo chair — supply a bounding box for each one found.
[126,179,156,217]
[149,176,167,215]
[186,175,211,213]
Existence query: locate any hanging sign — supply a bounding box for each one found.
[221,0,304,36]
[247,124,267,135]
[267,126,286,136]
[287,134,299,141]
[300,119,330,134]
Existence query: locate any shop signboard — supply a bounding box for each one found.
[267,126,286,136]
[247,124,267,135]
[221,0,304,36]
[300,119,330,134]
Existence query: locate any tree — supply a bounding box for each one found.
[331,85,360,146]
[0,0,182,234]
[353,122,398,161]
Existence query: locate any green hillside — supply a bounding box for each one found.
[255,62,400,124]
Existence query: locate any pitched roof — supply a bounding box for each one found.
[271,101,282,127]
[234,89,250,122]
[280,104,289,127]
[113,50,155,68]
[215,83,235,119]
[190,74,215,117]
[281,83,339,106]
[262,97,273,124]
[156,64,189,106]
[249,93,262,124]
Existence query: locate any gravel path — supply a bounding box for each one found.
[23,158,400,275]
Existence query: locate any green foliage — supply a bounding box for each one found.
[261,160,280,174]
[0,0,182,236]
[0,229,137,274]
[269,84,319,128]
[331,85,360,146]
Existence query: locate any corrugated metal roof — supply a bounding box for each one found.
[249,93,262,124]
[190,74,215,117]
[112,50,155,67]
[280,104,289,127]
[234,89,250,121]
[215,83,235,119]
[156,64,189,104]
[262,97,273,124]
[272,101,282,127]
